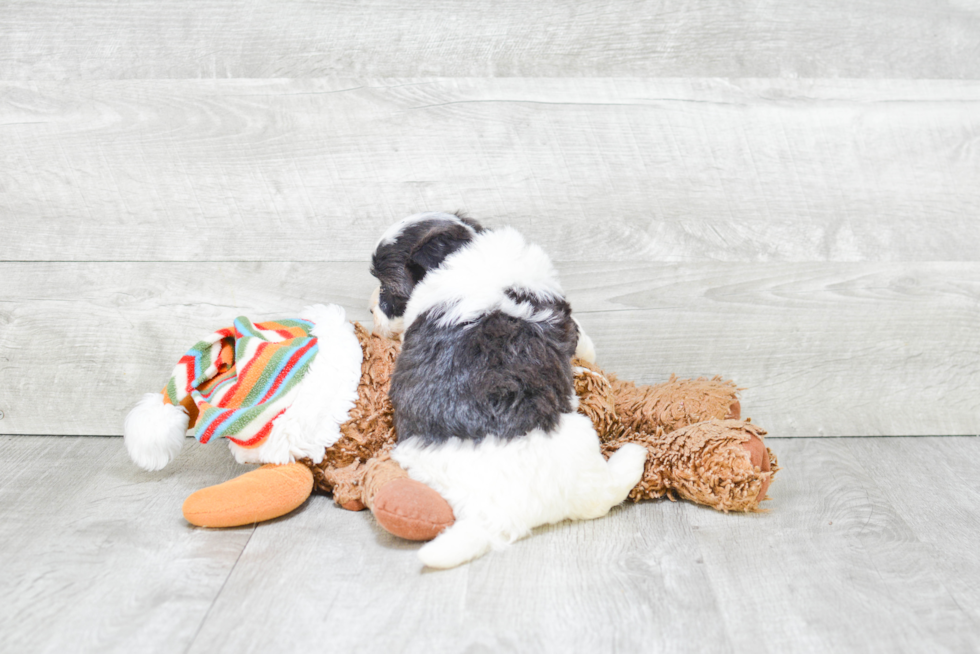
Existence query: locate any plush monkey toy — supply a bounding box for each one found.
[125,305,776,542]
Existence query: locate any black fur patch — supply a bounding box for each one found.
[389,293,579,443]
[370,215,484,320]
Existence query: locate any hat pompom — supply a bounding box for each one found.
[124,393,189,471]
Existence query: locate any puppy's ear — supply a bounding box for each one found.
[409,222,475,279]
[453,213,485,234]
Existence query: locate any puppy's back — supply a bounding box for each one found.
[391,297,577,444]
[390,228,579,444]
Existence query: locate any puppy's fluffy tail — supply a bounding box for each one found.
[418,519,492,569]
[124,393,189,471]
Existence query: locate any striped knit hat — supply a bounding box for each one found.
[125,304,363,471]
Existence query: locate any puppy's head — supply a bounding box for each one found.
[370,212,483,337]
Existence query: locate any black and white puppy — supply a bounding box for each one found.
[370,212,645,568]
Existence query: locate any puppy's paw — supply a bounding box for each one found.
[605,442,648,504]
[608,443,647,484]
[572,318,597,363]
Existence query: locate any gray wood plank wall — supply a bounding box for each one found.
[1,2,978,437]
[3,1,979,79]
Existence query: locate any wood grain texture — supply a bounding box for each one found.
[1,261,977,437]
[187,493,734,654]
[688,437,980,653]
[1,0,978,80]
[3,78,979,263]
[0,435,251,653]
[849,437,980,634]
[4,436,979,653]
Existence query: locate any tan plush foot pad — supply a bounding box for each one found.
[182,462,314,528]
[742,435,772,502]
[371,477,455,541]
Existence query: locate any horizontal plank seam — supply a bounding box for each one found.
[4,260,979,264]
[1,434,975,440]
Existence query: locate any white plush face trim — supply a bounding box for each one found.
[402,227,565,330]
[226,304,364,466]
[369,285,405,338]
[392,412,647,568]
[376,211,477,249]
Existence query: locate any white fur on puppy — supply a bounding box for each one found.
[393,413,648,569]
[572,317,597,363]
[402,227,565,330]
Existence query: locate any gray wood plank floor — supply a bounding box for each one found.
[2,435,978,653]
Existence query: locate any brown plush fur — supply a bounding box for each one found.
[302,327,777,513]
[301,323,402,507]
[574,358,778,511]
